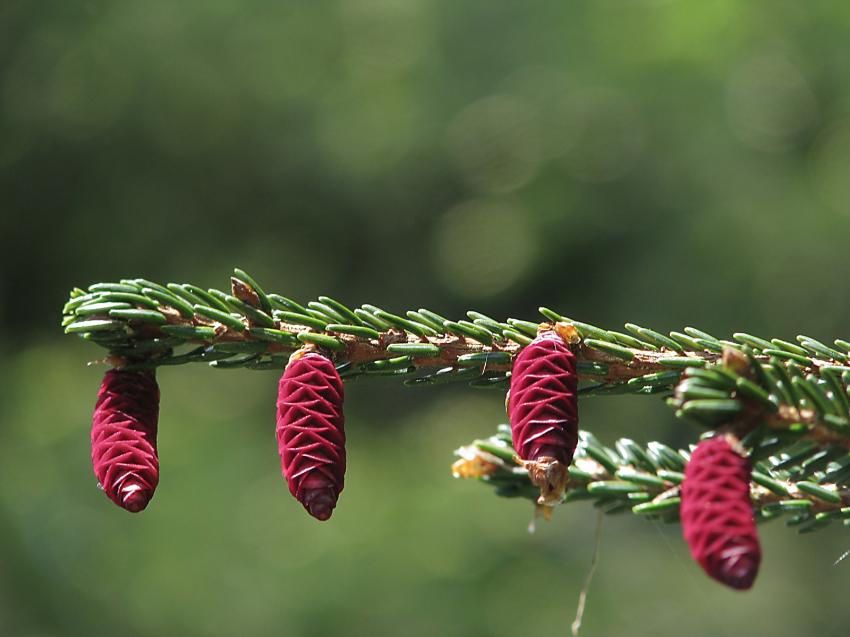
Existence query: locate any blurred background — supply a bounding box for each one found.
[3,1,850,635]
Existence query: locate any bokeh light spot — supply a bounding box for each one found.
[447,95,542,194]
[554,87,644,183]
[810,119,850,216]
[339,0,429,78]
[431,198,536,298]
[46,42,132,141]
[500,66,577,161]
[726,52,818,152]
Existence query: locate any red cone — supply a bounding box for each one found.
[276,352,346,521]
[681,435,761,590]
[91,369,160,512]
[508,331,578,466]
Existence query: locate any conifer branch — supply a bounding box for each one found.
[61,270,848,378]
[62,268,850,534]
[62,270,850,443]
[454,426,850,533]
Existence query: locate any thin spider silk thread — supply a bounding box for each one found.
[649,521,736,637]
[571,510,603,637]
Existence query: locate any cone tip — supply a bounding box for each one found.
[302,488,337,521]
[714,553,759,590]
[121,483,151,513]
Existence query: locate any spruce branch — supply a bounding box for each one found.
[670,348,850,451]
[62,270,849,381]
[63,268,850,534]
[454,426,850,534]
[63,270,850,436]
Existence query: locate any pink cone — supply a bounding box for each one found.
[91,369,160,512]
[276,353,346,521]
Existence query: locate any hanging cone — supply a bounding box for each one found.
[508,330,578,506]
[681,435,761,590]
[276,351,346,521]
[91,369,160,512]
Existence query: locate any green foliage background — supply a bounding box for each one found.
[3,1,850,635]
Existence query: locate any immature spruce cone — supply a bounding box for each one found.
[91,369,160,512]
[508,331,578,466]
[508,331,578,506]
[276,352,346,521]
[681,435,761,590]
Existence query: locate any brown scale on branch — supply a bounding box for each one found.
[765,406,850,451]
